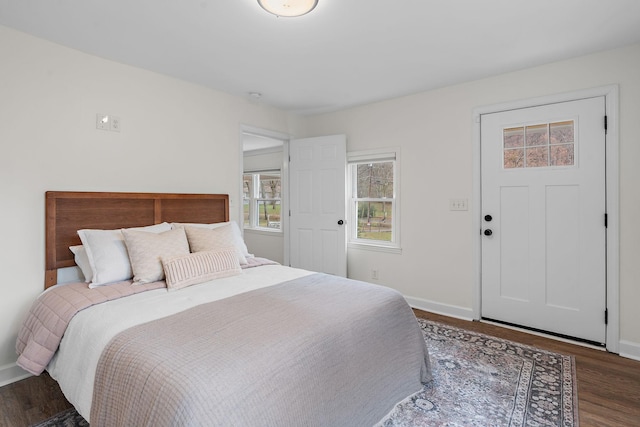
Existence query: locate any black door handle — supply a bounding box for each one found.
[337,220,344,225]
[484,229,493,236]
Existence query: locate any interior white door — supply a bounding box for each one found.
[289,135,347,276]
[481,97,607,344]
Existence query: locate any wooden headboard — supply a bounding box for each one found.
[45,191,229,288]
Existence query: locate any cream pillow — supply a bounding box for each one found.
[162,248,242,291]
[183,224,249,264]
[122,227,190,285]
[79,222,172,287]
[172,221,253,260]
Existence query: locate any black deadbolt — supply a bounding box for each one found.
[484,215,493,222]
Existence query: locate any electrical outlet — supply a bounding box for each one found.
[110,116,121,132]
[371,269,379,280]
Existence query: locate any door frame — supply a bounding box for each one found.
[239,124,291,266]
[471,85,620,352]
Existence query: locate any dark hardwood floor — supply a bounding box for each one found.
[0,371,72,427]
[1,310,639,426]
[415,310,640,427]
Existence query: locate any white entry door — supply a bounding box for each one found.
[289,135,347,277]
[481,97,607,344]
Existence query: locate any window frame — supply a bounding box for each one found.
[347,148,401,253]
[243,170,282,232]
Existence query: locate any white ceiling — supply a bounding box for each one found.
[2,0,640,115]
[242,133,283,152]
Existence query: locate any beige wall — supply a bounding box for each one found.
[0,25,296,383]
[300,44,640,357]
[2,23,639,385]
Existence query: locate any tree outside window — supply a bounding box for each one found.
[243,172,281,230]
[348,154,398,247]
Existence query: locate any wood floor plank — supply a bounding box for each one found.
[0,371,72,427]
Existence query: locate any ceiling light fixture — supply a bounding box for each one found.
[257,0,318,17]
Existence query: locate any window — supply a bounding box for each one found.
[348,149,400,251]
[503,120,575,169]
[243,171,282,231]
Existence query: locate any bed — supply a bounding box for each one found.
[17,191,431,426]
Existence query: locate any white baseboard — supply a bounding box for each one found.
[0,362,31,388]
[405,294,640,362]
[619,340,640,361]
[404,295,475,321]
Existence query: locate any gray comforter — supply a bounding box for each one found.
[91,273,431,427]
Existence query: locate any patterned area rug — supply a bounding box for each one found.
[32,319,578,427]
[380,319,578,426]
[31,407,88,427]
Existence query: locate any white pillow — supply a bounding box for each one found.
[69,245,92,283]
[122,227,190,285]
[78,222,172,287]
[171,221,253,259]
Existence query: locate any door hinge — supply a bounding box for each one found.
[604,213,608,228]
[289,210,291,217]
[605,308,609,325]
[604,115,608,134]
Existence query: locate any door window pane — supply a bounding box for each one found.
[504,148,524,168]
[550,144,574,166]
[503,120,575,169]
[526,146,548,167]
[525,124,548,147]
[550,121,574,144]
[550,121,575,166]
[504,127,524,148]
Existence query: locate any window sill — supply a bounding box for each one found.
[348,242,402,254]
[244,228,283,236]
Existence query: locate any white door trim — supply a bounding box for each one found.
[239,125,291,266]
[471,85,620,352]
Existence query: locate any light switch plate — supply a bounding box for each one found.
[96,114,109,131]
[449,199,468,211]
